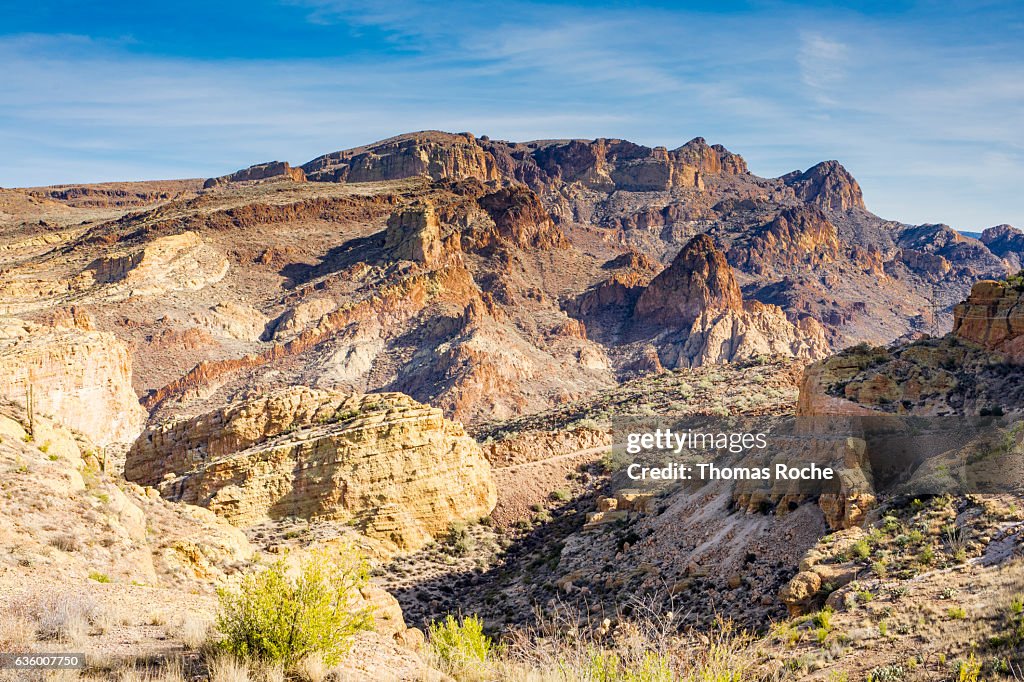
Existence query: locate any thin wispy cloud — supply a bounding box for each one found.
[797,32,849,105]
[0,0,1021,230]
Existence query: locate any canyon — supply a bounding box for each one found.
[2,130,1023,680]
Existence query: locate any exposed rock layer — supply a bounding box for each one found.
[0,318,146,445]
[126,387,497,552]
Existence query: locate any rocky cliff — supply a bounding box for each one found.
[800,275,1024,418]
[727,206,841,274]
[952,276,1024,360]
[980,224,1024,269]
[83,231,229,302]
[633,234,830,367]
[303,131,500,183]
[782,160,865,211]
[634,234,742,327]
[126,387,497,552]
[0,317,146,445]
[299,131,747,195]
[204,160,306,188]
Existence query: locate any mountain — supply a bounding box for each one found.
[3,130,1023,679]
[2,130,1016,431]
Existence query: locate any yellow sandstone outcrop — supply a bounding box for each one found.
[126,387,497,553]
[0,317,146,445]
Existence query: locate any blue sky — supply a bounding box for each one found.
[1,0,1021,231]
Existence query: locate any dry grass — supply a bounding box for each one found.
[6,592,106,644]
[117,658,186,682]
[294,654,327,682]
[207,654,252,682]
[171,612,212,651]
[428,596,758,682]
[201,653,292,682]
[0,610,36,649]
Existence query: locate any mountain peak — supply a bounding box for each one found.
[784,160,865,211]
[634,234,742,327]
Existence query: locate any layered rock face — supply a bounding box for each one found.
[383,185,567,266]
[794,275,1024,532]
[952,278,1024,360]
[383,201,447,267]
[298,131,746,194]
[511,136,746,192]
[303,131,500,183]
[0,406,251,589]
[633,235,830,367]
[125,387,497,552]
[782,160,865,211]
[83,231,229,302]
[204,160,306,188]
[0,318,146,445]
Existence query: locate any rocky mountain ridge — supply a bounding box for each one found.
[2,129,1019,432]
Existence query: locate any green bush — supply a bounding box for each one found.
[813,607,833,631]
[585,649,674,682]
[428,614,494,669]
[214,548,373,666]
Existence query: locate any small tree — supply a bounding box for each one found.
[214,548,373,667]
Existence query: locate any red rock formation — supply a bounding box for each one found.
[952,278,1024,360]
[303,131,499,183]
[141,267,467,410]
[634,234,742,327]
[300,131,746,195]
[474,186,568,250]
[783,160,865,211]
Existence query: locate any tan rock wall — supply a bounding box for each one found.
[127,387,497,552]
[0,318,146,445]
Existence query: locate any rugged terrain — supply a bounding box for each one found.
[2,130,1023,680]
[1,130,1018,432]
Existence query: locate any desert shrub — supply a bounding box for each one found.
[813,607,834,631]
[214,548,373,667]
[585,649,674,682]
[49,532,82,552]
[496,604,752,682]
[551,489,571,502]
[868,664,905,682]
[428,614,494,675]
[19,592,106,643]
[955,653,981,682]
